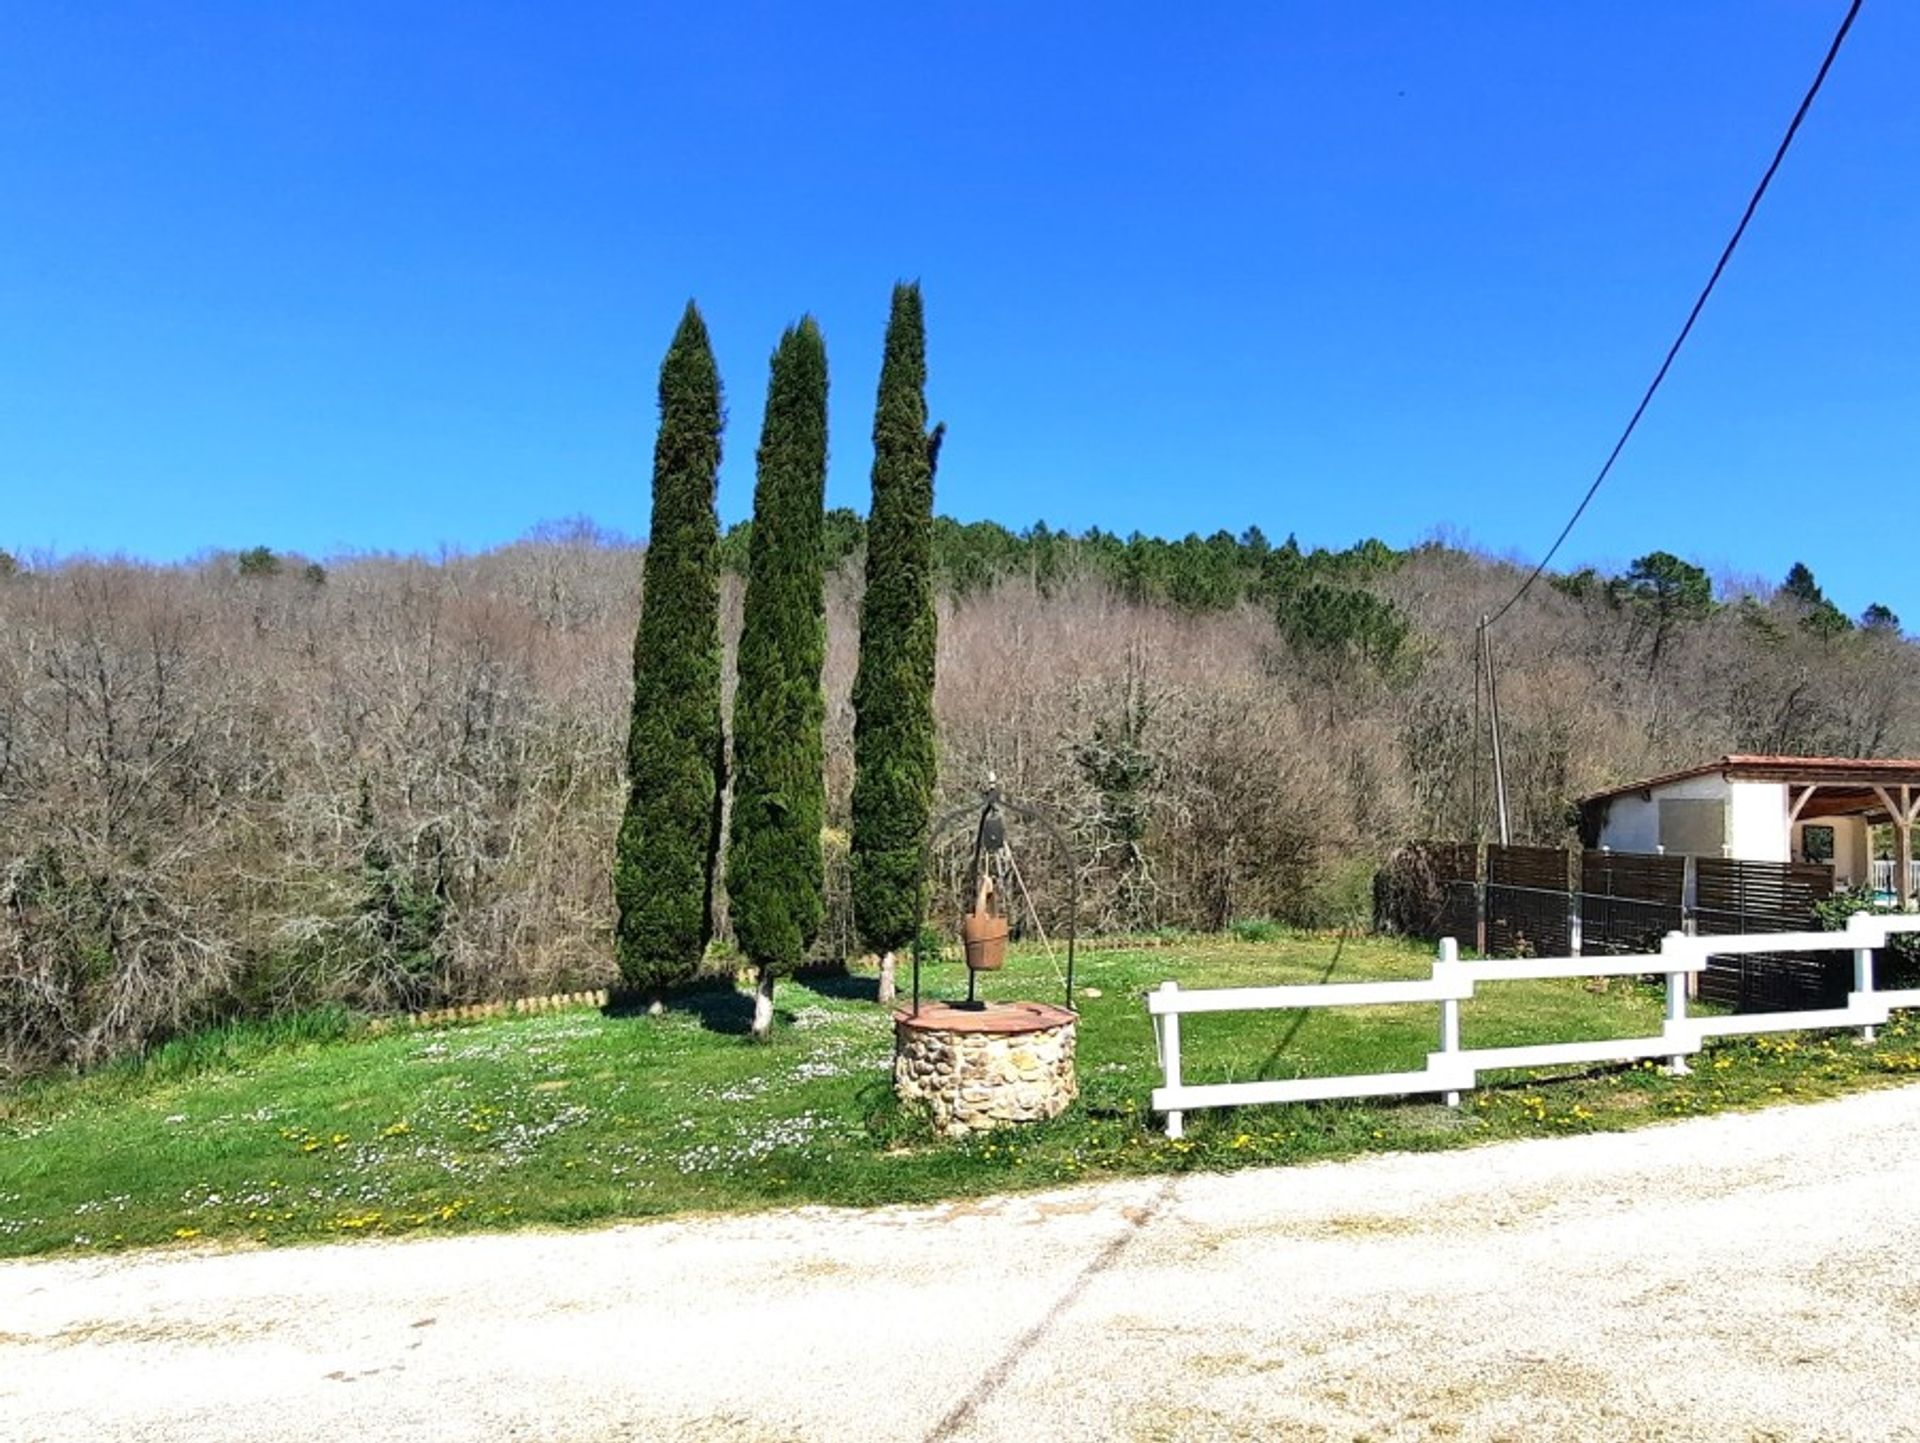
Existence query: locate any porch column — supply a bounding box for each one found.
[1788,784,1819,827]
[1875,784,1919,912]
[1901,787,1916,912]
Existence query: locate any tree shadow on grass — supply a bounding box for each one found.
[793,972,880,1004]
[679,989,762,1036]
[602,982,791,1036]
[1254,926,1350,1079]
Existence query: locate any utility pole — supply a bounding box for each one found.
[1481,616,1511,846]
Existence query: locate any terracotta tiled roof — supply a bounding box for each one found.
[1579,755,1920,807]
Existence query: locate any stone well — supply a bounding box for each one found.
[893,1001,1078,1138]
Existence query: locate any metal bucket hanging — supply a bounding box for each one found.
[961,873,1009,972]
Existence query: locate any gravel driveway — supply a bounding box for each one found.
[7,1086,1920,1443]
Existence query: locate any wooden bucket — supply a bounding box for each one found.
[962,874,1008,972]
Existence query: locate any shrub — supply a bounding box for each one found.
[1815,886,1920,988]
[1228,917,1285,944]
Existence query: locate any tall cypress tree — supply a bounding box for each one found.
[615,302,726,1006]
[851,283,942,1003]
[728,319,830,1042]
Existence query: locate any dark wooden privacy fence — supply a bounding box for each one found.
[1582,850,1686,956]
[1377,843,1838,1011]
[1694,858,1845,1010]
[1485,845,1572,958]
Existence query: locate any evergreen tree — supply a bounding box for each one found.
[1780,561,1851,636]
[851,284,941,1003]
[614,303,726,1005]
[1862,603,1901,634]
[1781,561,1825,606]
[1278,583,1409,670]
[237,546,282,578]
[1612,551,1713,668]
[822,506,867,566]
[727,319,830,1042]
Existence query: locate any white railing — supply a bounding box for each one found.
[1147,913,1920,1138]
[1870,860,1920,897]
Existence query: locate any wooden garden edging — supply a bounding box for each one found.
[366,989,611,1033]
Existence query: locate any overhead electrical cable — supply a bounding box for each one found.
[1483,0,1865,628]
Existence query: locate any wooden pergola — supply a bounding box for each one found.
[1729,756,1920,909]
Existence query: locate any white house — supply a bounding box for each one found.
[1578,755,1920,908]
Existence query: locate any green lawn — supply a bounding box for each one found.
[4,930,1918,1259]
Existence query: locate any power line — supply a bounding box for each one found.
[1484,0,1865,628]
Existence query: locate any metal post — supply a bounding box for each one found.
[1157,980,1184,1139]
[1663,932,1691,1076]
[1064,865,1079,1012]
[1475,843,1488,958]
[1437,937,1462,1107]
[1680,852,1701,1000]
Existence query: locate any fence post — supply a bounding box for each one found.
[1474,843,1488,957]
[1156,981,1185,1140]
[1662,932,1692,1076]
[1852,912,1878,1044]
[1437,936,1462,1107]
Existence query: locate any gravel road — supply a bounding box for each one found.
[7,1086,1920,1443]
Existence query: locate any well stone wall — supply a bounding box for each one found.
[893,1001,1078,1138]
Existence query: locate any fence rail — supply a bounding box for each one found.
[1873,860,1920,896]
[1146,913,1920,1138]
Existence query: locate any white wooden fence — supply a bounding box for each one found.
[1147,913,1920,1138]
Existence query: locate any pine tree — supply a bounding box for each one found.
[728,319,830,1042]
[1781,562,1825,606]
[1780,561,1851,637]
[614,302,726,1006]
[851,284,942,1003]
[1614,552,1713,669]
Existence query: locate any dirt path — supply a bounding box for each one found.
[7,1087,1920,1442]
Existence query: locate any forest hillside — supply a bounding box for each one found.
[1,524,1912,1075]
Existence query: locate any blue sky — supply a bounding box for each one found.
[3,3,1914,620]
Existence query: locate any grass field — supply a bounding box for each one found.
[5,930,1918,1259]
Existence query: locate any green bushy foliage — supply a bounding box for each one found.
[359,834,448,1009]
[1227,917,1284,943]
[1816,886,1920,987]
[237,546,282,578]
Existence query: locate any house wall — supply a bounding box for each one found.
[1593,775,1792,861]
[1792,814,1871,887]
[1596,773,1730,855]
[1728,781,1791,862]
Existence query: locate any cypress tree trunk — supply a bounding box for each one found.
[614,302,726,1004]
[851,283,941,1003]
[727,320,830,1042]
